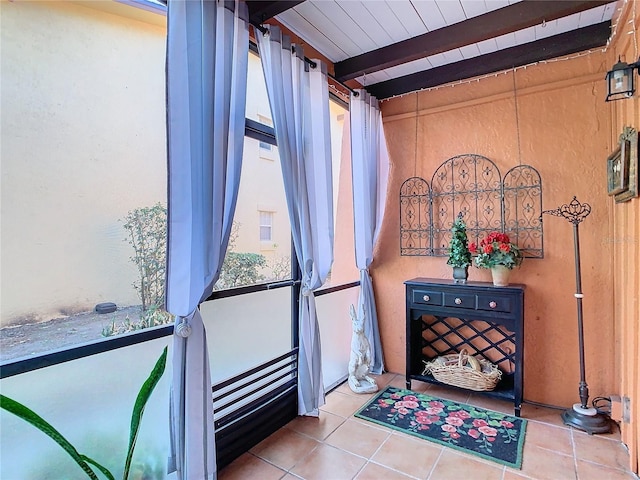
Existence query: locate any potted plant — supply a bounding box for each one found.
[469,232,523,286]
[447,215,472,283]
[0,347,167,480]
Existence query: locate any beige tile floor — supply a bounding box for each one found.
[219,373,638,480]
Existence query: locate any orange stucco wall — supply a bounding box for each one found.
[608,0,640,473]
[376,52,617,409]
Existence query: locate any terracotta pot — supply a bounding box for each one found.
[491,265,511,286]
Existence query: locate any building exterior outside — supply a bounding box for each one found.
[1,0,167,326]
[0,0,353,336]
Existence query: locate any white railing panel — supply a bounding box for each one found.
[201,288,292,385]
[0,337,171,480]
[316,286,359,391]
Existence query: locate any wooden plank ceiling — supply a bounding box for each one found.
[246,0,618,99]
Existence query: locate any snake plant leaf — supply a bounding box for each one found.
[81,455,116,480]
[0,394,112,480]
[122,346,167,480]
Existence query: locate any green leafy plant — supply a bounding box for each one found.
[0,347,167,480]
[268,254,291,281]
[470,232,523,270]
[123,204,167,312]
[119,204,173,337]
[217,252,266,287]
[214,222,267,289]
[102,306,173,338]
[447,216,472,267]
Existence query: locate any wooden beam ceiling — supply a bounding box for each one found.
[246,1,305,27]
[366,21,611,99]
[334,0,611,83]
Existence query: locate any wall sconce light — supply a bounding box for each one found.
[605,57,640,102]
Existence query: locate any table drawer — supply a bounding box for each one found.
[412,289,443,306]
[443,293,475,309]
[476,294,513,313]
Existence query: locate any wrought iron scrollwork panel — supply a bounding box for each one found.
[400,177,431,255]
[431,154,503,254]
[400,154,544,258]
[503,165,543,258]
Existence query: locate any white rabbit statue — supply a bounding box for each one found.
[348,304,378,394]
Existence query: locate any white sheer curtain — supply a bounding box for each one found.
[350,90,389,375]
[165,1,248,478]
[256,25,334,416]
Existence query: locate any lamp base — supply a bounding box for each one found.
[562,403,611,435]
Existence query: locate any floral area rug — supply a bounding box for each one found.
[355,386,527,468]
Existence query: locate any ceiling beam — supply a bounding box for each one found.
[246,1,305,27]
[334,0,612,82]
[366,21,611,100]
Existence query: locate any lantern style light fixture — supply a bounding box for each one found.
[606,57,640,102]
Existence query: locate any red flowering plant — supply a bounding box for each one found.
[469,232,523,270]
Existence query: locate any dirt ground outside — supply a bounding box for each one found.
[0,306,156,363]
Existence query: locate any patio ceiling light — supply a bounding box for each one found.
[605,57,640,102]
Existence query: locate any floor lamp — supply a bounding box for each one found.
[543,197,610,434]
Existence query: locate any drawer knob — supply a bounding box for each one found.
[423,295,430,302]
[489,301,497,309]
[454,297,462,305]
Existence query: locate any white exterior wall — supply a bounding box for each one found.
[0,1,356,327]
[1,1,167,326]
[234,52,291,262]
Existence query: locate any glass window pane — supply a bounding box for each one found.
[246,52,273,127]
[214,136,291,290]
[259,211,273,241]
[257,114,273,127]
[325,98,359,286]
[0,2,169,361]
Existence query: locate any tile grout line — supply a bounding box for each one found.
[570,428,580,480]
[246,451,290,478]
[570,426,636,475]
[239,381,635,480]
[342,392,422,480]
[358,430,423,479]
[327,400,390,480]
[424,446,445,480]
[254,429,325,478]
[362,459,424,480]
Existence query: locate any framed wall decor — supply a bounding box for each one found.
[607,144,627,196]
[614,126,639,203]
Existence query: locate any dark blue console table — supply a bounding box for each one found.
[405,278,525,416]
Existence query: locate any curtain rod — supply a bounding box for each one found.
[250,22,360,98]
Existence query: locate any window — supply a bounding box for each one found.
[259,211,273,241]
[0,1,170,362]
[256,116,276,159]
[325,97,358,286]
[213,51,291,291]
[257,114,273,127]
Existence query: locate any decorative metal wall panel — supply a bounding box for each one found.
[431,154,502,255]
[503,165,543,258]
[400,177,431,255]
[400,154,543,258]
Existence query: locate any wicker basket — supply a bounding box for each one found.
[421,349,502,392]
